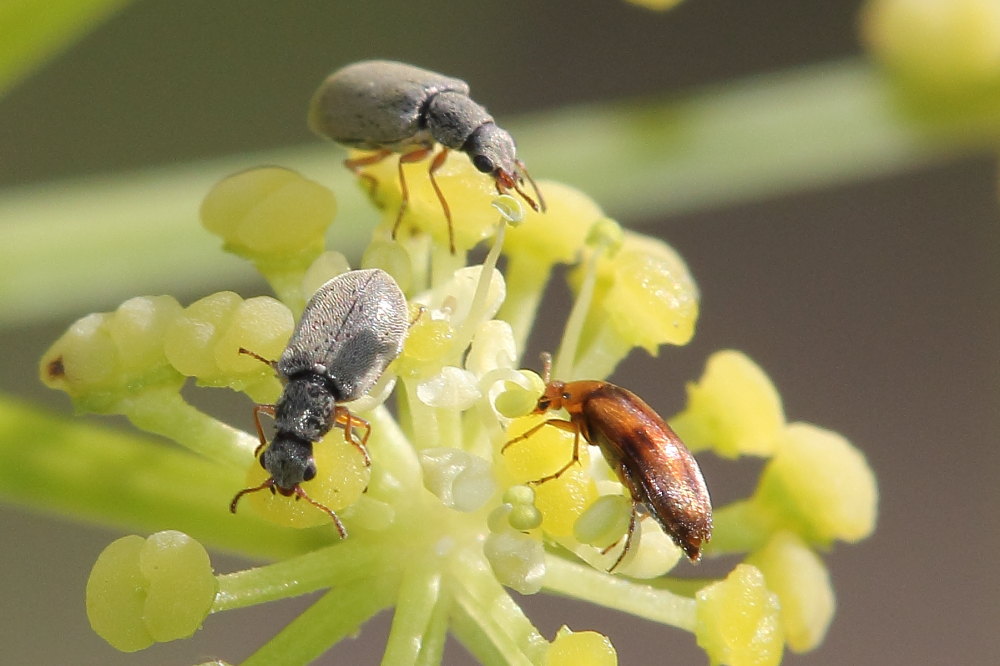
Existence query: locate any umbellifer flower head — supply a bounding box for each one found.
[40,121,877,665]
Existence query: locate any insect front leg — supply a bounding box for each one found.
[251,403,276,456]
[502,418,585,485]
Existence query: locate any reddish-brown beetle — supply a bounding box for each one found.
[503,354,712,567]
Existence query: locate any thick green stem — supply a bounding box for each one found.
[449,551,548,665]
[119,388,256,469]
[241,574,398,666]
[0,397,329,559]
[212,538,388,612]
[382,565,443,665]
[542,553,698,632]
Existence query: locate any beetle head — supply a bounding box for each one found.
[259,435,317,493]
[229,435,347,537]
[464,124,546,214]
[535,380,567,413]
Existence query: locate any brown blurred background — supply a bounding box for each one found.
[1,0,997,664]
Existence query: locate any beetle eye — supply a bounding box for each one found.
[472,154,494,173]
[562,392,571,400]
[302,462,317,481]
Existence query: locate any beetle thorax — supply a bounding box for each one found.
[274,375,338,443]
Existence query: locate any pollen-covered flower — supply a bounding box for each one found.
[40,112,877,664]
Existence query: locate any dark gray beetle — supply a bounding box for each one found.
[230,268,409,536]
[308,59,545,253]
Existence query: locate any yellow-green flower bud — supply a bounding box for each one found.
[545,626,618,666]
[753,423,878,545]
[503,181,603,267]
[695,564,784,666]
[670,350,785,457]
[40,296,184,412]
[746,532,835,653]
[570,231,698,371]
[573,494,631,550]
[350,149,499,252]
[862,0,1000,97]
[87,531,216,652]
[163,291,292,401]
[200,167,336,264]
[301,251,351,297]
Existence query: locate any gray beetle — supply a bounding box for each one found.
[230,268,409,536]
[308,59,545,253]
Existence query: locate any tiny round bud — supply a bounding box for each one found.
[503,484,536,507]
[509,504,544,531]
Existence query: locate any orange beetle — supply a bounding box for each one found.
[503,355,712,566]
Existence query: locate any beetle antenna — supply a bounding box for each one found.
[239,347,278,371]
[516,160,546,213]
[539,352,553,384]
[293,485,347,538]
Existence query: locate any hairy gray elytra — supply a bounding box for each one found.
[280,268,409,405]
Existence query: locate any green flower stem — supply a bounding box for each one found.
[553,244,602,380]
[0,397,329,559]
[253,260,313,315]
[451,551,548,665]
[382,565,443,665]
[415,584,451,666]
[368,405,423,492]
[452,220,505,355]
[542,553,698,632]
[8,60,961,330]
[119,388,256,469]
[212,538,389,612]
[708,498,776,555]
[241,575,398,666]
[496,254,551,356]
[399,380,442,452]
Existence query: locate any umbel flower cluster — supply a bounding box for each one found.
[41,135,877,663]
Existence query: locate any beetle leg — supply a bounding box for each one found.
[251,403,276,456]
[426,148,455,253]
[502,418,584,485]
[603,501,639,573]
[344,149,393,198]
[392,146,435,243]
[333,405,372,467]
